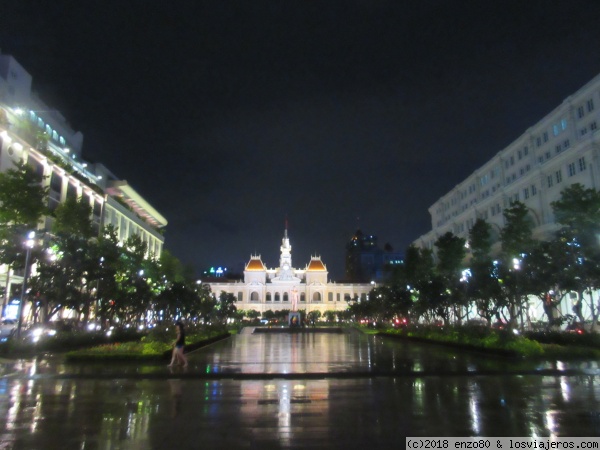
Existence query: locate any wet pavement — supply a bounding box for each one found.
[1,328,600,449]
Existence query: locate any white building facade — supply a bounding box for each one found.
[414,72,600,322]
[0,51,167,317]
[207,228,373,315]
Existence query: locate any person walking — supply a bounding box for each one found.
[168,321,188,368]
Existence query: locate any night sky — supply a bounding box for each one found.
[3,1,600,279]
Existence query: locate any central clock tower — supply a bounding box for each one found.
[279,227,293,279]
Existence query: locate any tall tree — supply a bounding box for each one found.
[30,197,94,323]
[551,184,600,329]
[434,232,467,324]
[0,162,48,312]
[500,201,535,327]
[468,219,502,323]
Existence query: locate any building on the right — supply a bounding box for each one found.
[414,72,600,253]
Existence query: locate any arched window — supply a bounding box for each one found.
[328,292,333,302]
[266,293,272,302]
[283,292,289,302]
[312,292,321,302]
[275,292,280,301]
[300,293,306,302]
[251,291,259,302]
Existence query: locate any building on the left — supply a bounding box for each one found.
[0,51,167,319]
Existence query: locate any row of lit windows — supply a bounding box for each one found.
[28,110,67,147]
[234,291,366,302]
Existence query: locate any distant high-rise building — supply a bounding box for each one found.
[345,229,403,282]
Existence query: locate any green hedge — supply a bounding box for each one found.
[381,324,544,357]
[65,328,230,361]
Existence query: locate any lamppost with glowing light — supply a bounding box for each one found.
[17,231,35,338]
[460,268,471,321]
[512,257,522,329]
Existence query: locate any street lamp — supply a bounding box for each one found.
[17,231,35,338]
[512,257,522,330]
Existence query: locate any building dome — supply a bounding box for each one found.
[306,257,326,271]
[245,256,266,271]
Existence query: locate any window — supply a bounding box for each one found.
[547,175,554,187]
[337,293,341,302]
[555,145,561,154]
[579,157,587,171]
[531,184,537,196]
[556,170,563,184]
[27,158,44,182]
[536,137,542,147]
[275,292,280,301]
[591,121,597,131]
[543,132,548,142]
[523,187,529,199]
[523,146,529,156]
[301,293,306,302]
[93,201,102,217]
[563,139,570,149]
[580,128,588,136]
[66,182,78,200]
[578,106,585,118]
[283,292,289,302]
[545,151,551,160]
[312,292,321,302]
[251,292,259,302]
[518,150,522,160]
[50,172,62,192]
[568,163,576,176]
[328,292,333,302]
[553,119,568,136]
[266,293,272,301]
[237,292,243,302]
[587,99,595,112]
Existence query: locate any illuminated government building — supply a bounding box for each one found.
[207,228,373,314]
[0,51,167,314]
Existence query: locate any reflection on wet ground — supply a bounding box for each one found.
[1,329,599,449]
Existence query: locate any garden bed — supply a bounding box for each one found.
[378,327,600,359]
[65,332,231,362]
